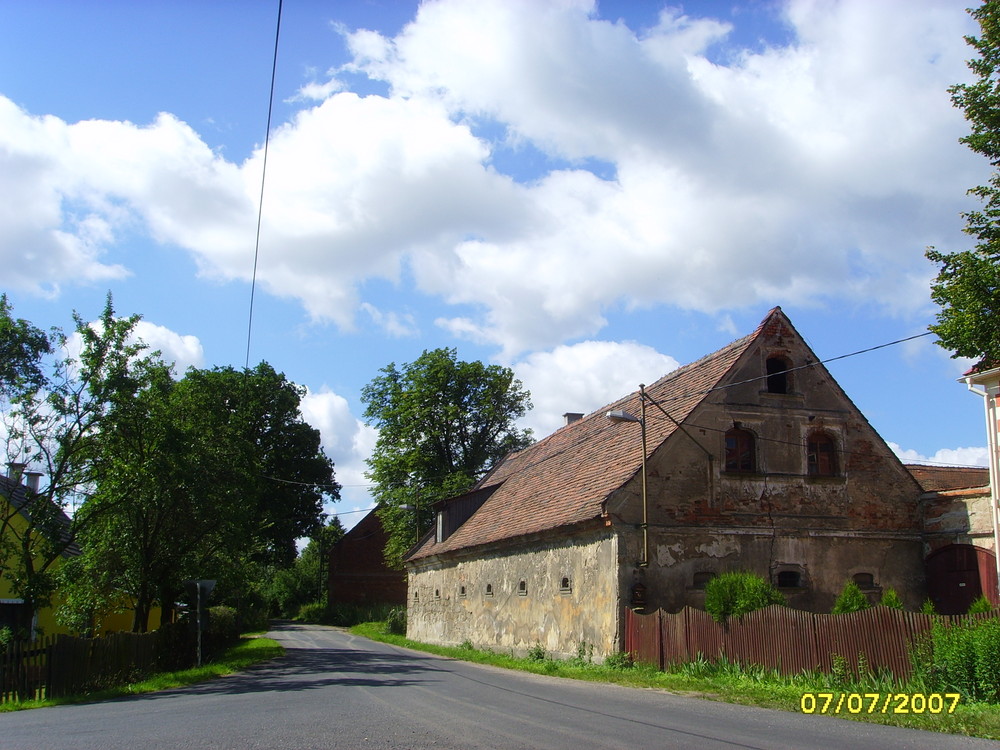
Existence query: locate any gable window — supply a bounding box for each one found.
[807,432,837,476]
[725,428,755,473]
[766,356,792,394]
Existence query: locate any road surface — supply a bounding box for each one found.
[1,622,994,749]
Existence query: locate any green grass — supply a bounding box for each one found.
[350,622,1000,740]
[0,635,284,712]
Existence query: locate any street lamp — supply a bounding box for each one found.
[606,384,649,568]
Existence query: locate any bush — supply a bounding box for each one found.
[831,581,870,614]
[704,571,785,624]
[604,651,635,670]
[921,597,937,615]
[968,594,993,614]
[879,588,904,610]
[295,601,328,623]
[384,606,407,635]
[325,602,398,627]
[527,642,546,661]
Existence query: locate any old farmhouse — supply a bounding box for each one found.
[403,308,943,660]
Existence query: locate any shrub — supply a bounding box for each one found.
[831,581,870,614]
[527,642,546,661]
[921,597,937,615]
[384,606,407,635]
[704,571,785,624]
[0,625,12,653]
[968,594,993,614]
[295,601,328,623]
[879,588,904,610]
[604,651,635,670]
[913,617,1000,703]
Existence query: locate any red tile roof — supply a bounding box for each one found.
[406,310,773,561]
[906,464,989,493]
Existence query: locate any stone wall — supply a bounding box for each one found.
[406,531,620,660]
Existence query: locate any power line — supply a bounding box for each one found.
[245,0,283,370]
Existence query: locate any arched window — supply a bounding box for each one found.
[725,428,755,473]
[807,432,837,476]
[766,356,792,394]
[853,572,875,589]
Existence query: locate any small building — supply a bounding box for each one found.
[916,463,997,614]
[403,308,929,659]
[328,508,406,607]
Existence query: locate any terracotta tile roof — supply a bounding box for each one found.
[906,464,990,493]
[406,311,770,561]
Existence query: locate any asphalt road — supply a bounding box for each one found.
[1,622,996,749]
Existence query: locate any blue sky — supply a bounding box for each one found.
[0,0,990,528]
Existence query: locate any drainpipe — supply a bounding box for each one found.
[965,368,1000,603]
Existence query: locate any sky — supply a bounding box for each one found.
[0,0,992,531]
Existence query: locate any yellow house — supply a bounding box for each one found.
[1,470,155,638]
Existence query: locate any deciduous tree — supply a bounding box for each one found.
[929,0,1000,365]
[361,348,532,567]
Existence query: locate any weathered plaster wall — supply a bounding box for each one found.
[923,488,995,555]
[407,531,620,660]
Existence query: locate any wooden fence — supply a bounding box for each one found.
[0,629,182,703]
[625,605,996,679]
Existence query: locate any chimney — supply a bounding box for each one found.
[563,412,584,426]
[24,472,42,493]
[6,462,26,484]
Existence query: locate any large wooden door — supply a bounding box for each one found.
[925,544,998,615]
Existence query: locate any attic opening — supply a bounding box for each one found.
[766,355,792,394]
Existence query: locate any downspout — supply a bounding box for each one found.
[639,385,648,568]
[966,373,1000,603]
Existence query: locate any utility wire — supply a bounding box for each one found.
[245,0,283,370]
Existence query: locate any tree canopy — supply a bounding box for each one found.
[928,0,1000,366]
[0,295,339,633]
[361,348,533,567]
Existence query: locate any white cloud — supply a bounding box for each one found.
[888,442,988,468]
[299,387,377,528]
[0,0,985,357]
[513,340,680,437]
[131,321,204,375]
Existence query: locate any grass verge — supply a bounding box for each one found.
[0,635,284,712]
[350,622,1000,740]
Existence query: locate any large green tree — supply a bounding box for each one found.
[361,348,533,567]
[0,295,157,629]
[928,0,1000,366]
[64,361,339,632]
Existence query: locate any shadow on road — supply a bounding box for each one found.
[107,622,449,703]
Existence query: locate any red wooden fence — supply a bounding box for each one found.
[625,605,996,678]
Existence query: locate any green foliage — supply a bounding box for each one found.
[880,588,904,610]
[916,617,1000,703]
[384,606,407,635]
[603,651,635,670]
[0,626,12,653]
[361,348,533,567]
[928,1,1000,366]
[922,597,938,615]
[295,601,328,623]
[703,571,785,624]
[259,519,344,618]
[527,642,546,661]
[831,581,871,614]
[323,602,398,627]
[970,595,994,614]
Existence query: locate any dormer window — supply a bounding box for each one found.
[725,428,756,473]
[766,356,792,394]
[807,432,838,476]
